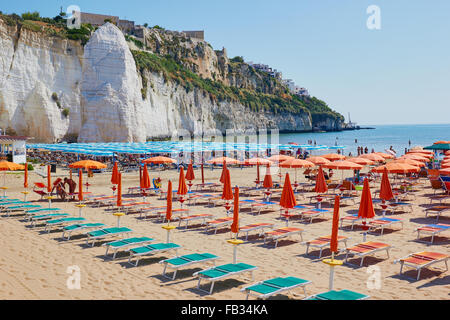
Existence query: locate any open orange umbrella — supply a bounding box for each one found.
[322,153,346,161]
[78,169,83,202]
[69,160,107,170]
[24,162,28,188]
[0,161,24,171]
[280,173,297,213]
[347,157,374,166]
[242,158,272,166]
[323,160,363,171]
[306,156,331,165]
[315,166,328,193]
[359,153,385,162]
[47,165,52,193]
[330,195,340,255]
[166,180,173,223]
[358,178,375,241]
[372,163,420,174]
[375,152,395,160]
[111,162,119,185]
[117,172,122,207]
[268,155,294,162]
[393,159,425,167]
[231,186,240,235]
[186,162,195,181]
[207,157,241,165]
[142,164,151,189]
[279,158,315,183]
[401,154,429,162]
[263,164,273,189]
[143,156,176,164]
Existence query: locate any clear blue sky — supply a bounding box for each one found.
[2,0,450,125]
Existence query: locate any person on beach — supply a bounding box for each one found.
[364,147,368,154]
[64,177,77,195]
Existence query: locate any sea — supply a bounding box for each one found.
[278,124,450,157]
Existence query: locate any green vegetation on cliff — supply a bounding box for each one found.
[132,50,343,122]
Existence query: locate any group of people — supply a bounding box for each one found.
[51,177,77,201]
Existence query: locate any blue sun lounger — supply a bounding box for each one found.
[85,227,133,247]
[128,243,181,267]
[305,289,369,300]
[242,277,311,300]
[44,217,86,232]
[103,237,154,260]
[159,253,219,280]
[30,213,70,227]
[62,223,106,240]
[193,263,258,295]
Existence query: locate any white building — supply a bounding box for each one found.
[0,136,28,164]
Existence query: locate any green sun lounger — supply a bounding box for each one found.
[103,237,154,260]
[306,289,369,300]
[85,227,133,247]
[30,213,70,227]
[62,223,106,240]
[193,263,258,295]
[242,277,311,300]
[0,201,30,208]
[26,208,61,220]
[4,205,42,217]
[44,217,86,232]
[159,253,219,280]
[128,243,181,267]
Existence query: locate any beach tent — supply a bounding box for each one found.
[424,143,450,151]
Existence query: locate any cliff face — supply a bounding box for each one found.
[0,20,340,143]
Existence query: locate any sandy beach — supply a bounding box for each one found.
[0,164,448,300]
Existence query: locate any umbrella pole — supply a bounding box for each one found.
[323,252,343,291]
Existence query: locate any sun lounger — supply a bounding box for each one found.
[30,213,70,227]
[3,205,42,217]
[305,289,369,300]
[0,201,31,208]
[117,202,152,213]
[298,209,330,224]
[394,251,449,280]
[156,208,190,222]
[207,197,225,207]
[44,217,86,232]
[193,263,258,295]
[388,202,413,213]
[103,237,154,260]
[25,208,61,220]
[194,183,222,192]
[344,241,391,267]
[187,193,217,206]
[425,205,450,222]
[204,217,234,234]
[340,214,362,230]
[62,223,106,240]
[128,243,181,266]
[159,253,219,280]
[237,223,275,240]
[367,217,403,235]
[250,201,278,215]
[264,227,304,248]
[85,227,133,247]
[242,276,311,300]
[178,214,214,229]
[304,235,349,258]
[138,206,167,219]
[415,224,450,244]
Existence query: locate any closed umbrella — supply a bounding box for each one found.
[142,164,151,189]
[222,168,233,215]
[379,167,394,217]
[358,178,375,241]
[178,166,188,208]
[24,162,28,188]
[263,164,273,201]
[231,186,240,235]
[166,180,173,223]
[201,163,205,184]
[280,173,297,225]
[47,165,52,193]
[117,172,122,207]
[78,169,83,202]
[186,162,195,190]
[219,161,228,184]
[314,166,328,209]
[111,162,119,185]
[330,196,340,255]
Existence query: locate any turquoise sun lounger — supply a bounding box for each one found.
[242,277,311,300]
[193,263,258,295]
[305,289,369,300]
[62,223,106,240]
[4,205,42,217]
[128,243,181,267]
[30,213,69,227]
[159,253,219,280]
[26,208,61,220]
[44,217,86,232]
[103,237,154,260]
[85,227,133,247]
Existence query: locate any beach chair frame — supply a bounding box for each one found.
[159,253,219,280]
[395,252,449,280]
[344,242,392,267]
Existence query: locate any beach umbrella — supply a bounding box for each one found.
[0,161,25,191]
[111,162,119,185]
[207,157,241,165]
[424,143,450,151]
[143,156,176,164]
[347,157,374,166]
[268,155,294,162]
[322,153,346,161]
[393,159,425,167]
[166,180,173,223]
[359,153,385,162]
[219,161,228,184]
[315,166,328,209]
[222,168,233,215]
[407,151,433,158]
[323,160,364,171]
[231,186,240,235]
[279,159,315,183]
[330,195,341,255]
[280,173,297,225]
[47,165,52,193]
[375,152,395,160]
[142,164,151,189]
[379,167,394,217]
[263,164,273,189]
[78,169,83,202]
[139,165,143,189]
[306,156,331,166]
[401,154,429,162]
[243,158,272,185]
[372,163,420,174]
[358,179,375,241]
[117,172,122,207]
[201,163,205,184]
[178,167,188,208]
[186,162,195,181]
[24,162,28,189]
[69,160,107,170]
